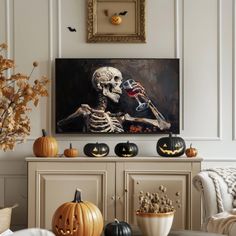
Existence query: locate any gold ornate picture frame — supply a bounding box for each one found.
[87,0,146,43]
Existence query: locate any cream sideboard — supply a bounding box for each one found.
[26,157,202,231]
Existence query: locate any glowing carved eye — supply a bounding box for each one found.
[175,143,181,148]
[163,144,167,148]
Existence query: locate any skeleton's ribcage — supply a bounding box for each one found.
[88,112,124,133]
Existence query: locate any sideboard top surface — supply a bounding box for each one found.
[25,156,203,162]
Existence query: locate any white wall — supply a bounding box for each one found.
[0,0,235,229]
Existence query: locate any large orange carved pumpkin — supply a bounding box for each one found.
[33,129,58,157]
[52,189,103,236]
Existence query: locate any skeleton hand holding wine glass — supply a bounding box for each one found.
[122,79,168,123]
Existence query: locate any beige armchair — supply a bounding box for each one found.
[193,168,236,236]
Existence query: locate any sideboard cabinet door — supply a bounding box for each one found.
[27,161,115,229]
[116,161,201,230]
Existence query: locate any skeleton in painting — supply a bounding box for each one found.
[57,67,171,133]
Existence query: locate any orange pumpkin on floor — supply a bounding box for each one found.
[33,129,58,157]
[52,189,103,236]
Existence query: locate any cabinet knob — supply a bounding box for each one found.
[137,181,140,185]
[117,196,121,200]
[176,192,181,196]
[124,189,128,193]
[111,196,115,200]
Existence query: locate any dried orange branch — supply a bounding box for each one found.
[0,43,49,151]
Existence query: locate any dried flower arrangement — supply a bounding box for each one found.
[0,43,49,151]
[137,185,176,214]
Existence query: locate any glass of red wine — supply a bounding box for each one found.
[122,79,148,112]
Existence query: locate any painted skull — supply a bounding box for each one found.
[92,67,123,103]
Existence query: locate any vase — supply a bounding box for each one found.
[136,211,174,236]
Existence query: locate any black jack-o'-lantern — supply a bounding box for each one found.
[104,219,132,236]
[115,141,138,157]
[156,133,186,157]
[83,142,109,157]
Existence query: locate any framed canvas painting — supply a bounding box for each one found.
[55,58,179,134]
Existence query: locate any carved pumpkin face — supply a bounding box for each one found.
[84,142,109,157]
[115,141,138,157]
[110,15,122,25]
[52,189,103,236]
[156,133,186,157]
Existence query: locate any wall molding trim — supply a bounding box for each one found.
[179,0,222,141]
[5,0,10,59]
[57,0,62,58]
[174,0,184,133]
[48,0,53,136]
[233,0,236,140]
[217,0,222,140]
[203,159,236,162]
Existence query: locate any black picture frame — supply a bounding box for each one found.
[55,58,179,134]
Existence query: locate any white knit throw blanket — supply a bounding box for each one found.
[206,167,236,197]
[207,209,236,235]
[205,168,236,235]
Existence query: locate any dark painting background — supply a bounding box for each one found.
[55,58,179,134]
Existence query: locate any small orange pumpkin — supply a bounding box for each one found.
[110,14,122,25]
[64,143,78,157]
[185,143,198,158]
[33,129,58,157]
[52,189,103,236]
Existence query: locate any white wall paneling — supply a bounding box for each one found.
[233,0,236,140]
[5,176,27,230]
[181,0,222,140]
[57,0,62,57]
[13,0,50,139]
[0,177,4,207]
[202,159,236,169]
[0,1,6,44]
[174,0,184,130]
[5,0,11,59]
[0,0,236,229]
[0,160,27,230]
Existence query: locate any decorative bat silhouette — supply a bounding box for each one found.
[104,9,109,16]
[119,11,128,15]
[103,10,128,16]
[67,27,76,32]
